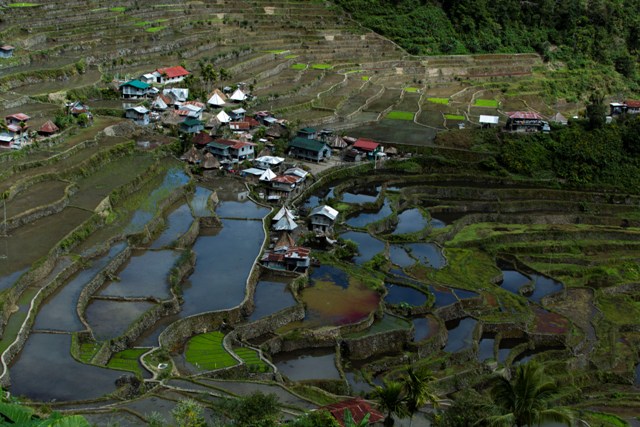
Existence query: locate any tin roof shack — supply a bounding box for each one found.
[352,138,383,159]
[288,137,332,162]
[254,155,285,171]
[272,206,298,232]
[310,205,339,234]
[261,246,311,272]
[505,111,545,132]
[0,45,15,58]
[38,120,60,136]
[180,118,205,134]
[125,106,150,126]
[479,115,500,128]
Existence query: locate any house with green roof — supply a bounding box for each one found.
[180,118,204,134]
[119,79,151,99]
[288,137,331,162]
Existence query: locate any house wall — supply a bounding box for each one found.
[0,50,12,58]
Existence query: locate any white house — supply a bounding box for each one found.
[229,88,247,102]
[125,106,150,126]
[153,66,190,85]
[207,89,227,108]
[309,205,339,233]
[254,156,285,170]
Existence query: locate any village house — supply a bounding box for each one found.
[230,108,246,121]
[309,205,339,233]
[297,127,318,140]
[268,175,299,200]
[216,110,231,124]
[229,88,247,102]
[352,137,384,159]
[66,101,91,117]
[38,120,60,137]
[177,101,205,120]
[207,89,227,108]
[192,131,214,148]
[505,111,546,132]
[0,114,30,148]
[153,66,190,85]
[0,45,14,58]
[151,94,171,112]
[261,245,311,272]
[206,138,255,165]
[479,115,500,128]
[288,137,332,162]
[180,118,204,134]
[120,80,151,99]
[125,106,150,126]
[321,398,385,427]
[284,167,309,183]
[254,155,285,170]
[272,206,298,232]
[162,88,189,105]
[610,100,640,115]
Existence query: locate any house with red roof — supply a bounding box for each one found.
[625,100,640,114]
[38,120,60,136]
[192,131,214,147]
[206,138,255,165]
[321,398,385,426]
[352,137,383,159]
[153,66,190,85]
[1,114,30,148]
[505,111,545,132]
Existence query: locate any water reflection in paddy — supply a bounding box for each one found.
[249,280,296,321]
[85,300,156,341]
[413,317,438,342]
[498,338,526,363]
[341,185,381,204]
[9,333,121,401]
[150,204,194,249]
[340,231,385,265]
[99,250,178,299]
[528,274,564,302]
[429,216,447,229]
[273,349,340,381]
[301,265,380,326]
[180,219,265,317]
[0,268,28,292]
[34,243,127,332]
[500,270,530,294]
[444,317,477,353]
[406,243,446,269]
[385,284,427,306]
[345,199,392,228]
[393,209,428,235]
[429,285,458,308]
[216,200,270,219]
[190,186,214,217]
[478,336,495,362]
[389,245,415,268]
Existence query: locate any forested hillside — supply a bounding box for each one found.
[334,0,638,74]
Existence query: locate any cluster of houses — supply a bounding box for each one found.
[609,100,640,116]
[260,203,339,272]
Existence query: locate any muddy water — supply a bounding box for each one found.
[180,219,265,317]
[150,203,194,249]
[444,317,477,353]
[340,231,385,265]
[85,300,156,341]
[299,265,380,326]
[6,180,68,217]
[99,250,178,299]
[33,243,127,332]
[385,284,427,306]
[393,208,428,235]
[249,280,296,321]
[9,333,121,401]
[345,199,392,228]
[273,348,340,381]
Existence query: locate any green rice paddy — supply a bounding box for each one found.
[386,111,415,120]
[78,342,101,363]
[290,63,307,70]
[404,87,420,93]
[427,97,449,105]
[265,49,288,54]
[311,63,333,70]
[146,26,166,33]
[107,348,147,375]
[284,54,299,59]
[109,6,126,12]
[7,2,40,6]
[444,114,465,120]
[185,332,238,371]
[234,347,269,372]
[474,99,499,108]
[361,76,370,81]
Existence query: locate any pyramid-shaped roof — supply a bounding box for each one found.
[273,215,298,231]
[152,95,168,110]
[259,168,277,182]
[217,110,231,123]
[203,152,221,169]
[273,206,295,221]
[207,89,227,106]
[274,232,296,251]
[229,88,247,102]
[39,120,59,134]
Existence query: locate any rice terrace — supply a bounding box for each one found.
[0,0,639,426]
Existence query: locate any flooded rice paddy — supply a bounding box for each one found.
[273,348,340,381]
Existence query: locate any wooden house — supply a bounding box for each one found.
[352,138,383,159]
[310,205,339,233]
[288,137,331,162]
[154,66,190,85]
[180,118,204,134]
[626,100,640,114]
[120,80,151,99]
[297,127,317,140]
[177,101,205,120]
[162,88,189,105]
[38,120,60,136]
[125,106,150,126]
[229,88,247,102]
[193,131,214,148]
[479,115,500,128]
[67,101,91,117]
[0,45,15,58]
[261,246,310,272]
[505,111,545,132]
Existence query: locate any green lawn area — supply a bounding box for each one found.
[474,99,499,108]
[311,63,333,70]
[234,347,270,372]
[7,2,40,6]
[146,26,166,33]
[427,97,449,105]
[79,342,101,363]
[185,332,238,371]
[109,6,126,12]
[386,111,415,120]
[444,114,465,120]
[404,87,420,93]
[107,348,147,375]
[291,63,307,70]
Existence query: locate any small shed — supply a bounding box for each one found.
[479,115,500,128]
[310,205,339,233]
[38,120,60,136]
[0,45,15,58]
[125,106,150,126]
[229,88,247,102]
[203,152,221,169]
[207,89,227,108]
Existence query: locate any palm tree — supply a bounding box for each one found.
[372,380,408,427]
[402,366,439,427]
[483,362,574,427]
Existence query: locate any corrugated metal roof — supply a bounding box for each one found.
[289,137,327,153]
[507,111,543,120]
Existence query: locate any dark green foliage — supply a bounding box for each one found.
[333,0,640,70]
[290,409,341,427]
[218,391,281,427]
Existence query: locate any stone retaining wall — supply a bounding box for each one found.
[344,328,412,360]
[4,183,77,232]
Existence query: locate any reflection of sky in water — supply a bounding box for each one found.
[407,243,446,269]
[151,204,194,249]
[477,337,495,361]
[340,231,385,265]
[250,281,296,321]
[345,199,392,228]
[274,351,340,380]
[413,317,437,342]
[389,245,415,268]
[393,208,428,235]
[385,284,427,306]
[444,317,477,353]
[190,186,214,217]
[430,285,458,307]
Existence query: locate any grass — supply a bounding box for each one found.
[404,87,420,93]
[361,76,370,81]
[284,54,299,59]
[109,6,126,12]
[386,111,415,120]
[107,348,147,375]
[185,332,238,371]
[474,99,499,108]
[7,2,39,6]
[146,26,166,33]
[134,21,151,27]
[79,342,101,363]
[265,49,288,54]
[427,97,449,105]
[290,63,307,70]
[444,114,465,120]
[234,347,269,372]
[311,63,333,70]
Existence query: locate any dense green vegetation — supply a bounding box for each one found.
[333,0,639,68]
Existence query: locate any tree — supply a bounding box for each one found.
[290,409,340,427]
[344,409,370,427]
[401,367,439,427]
[171,399,207,427]
[482,362,574,427]
[585,93,606,130]
[220,391,281,427]
[372,380,408,427]
[201,63,218,93]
